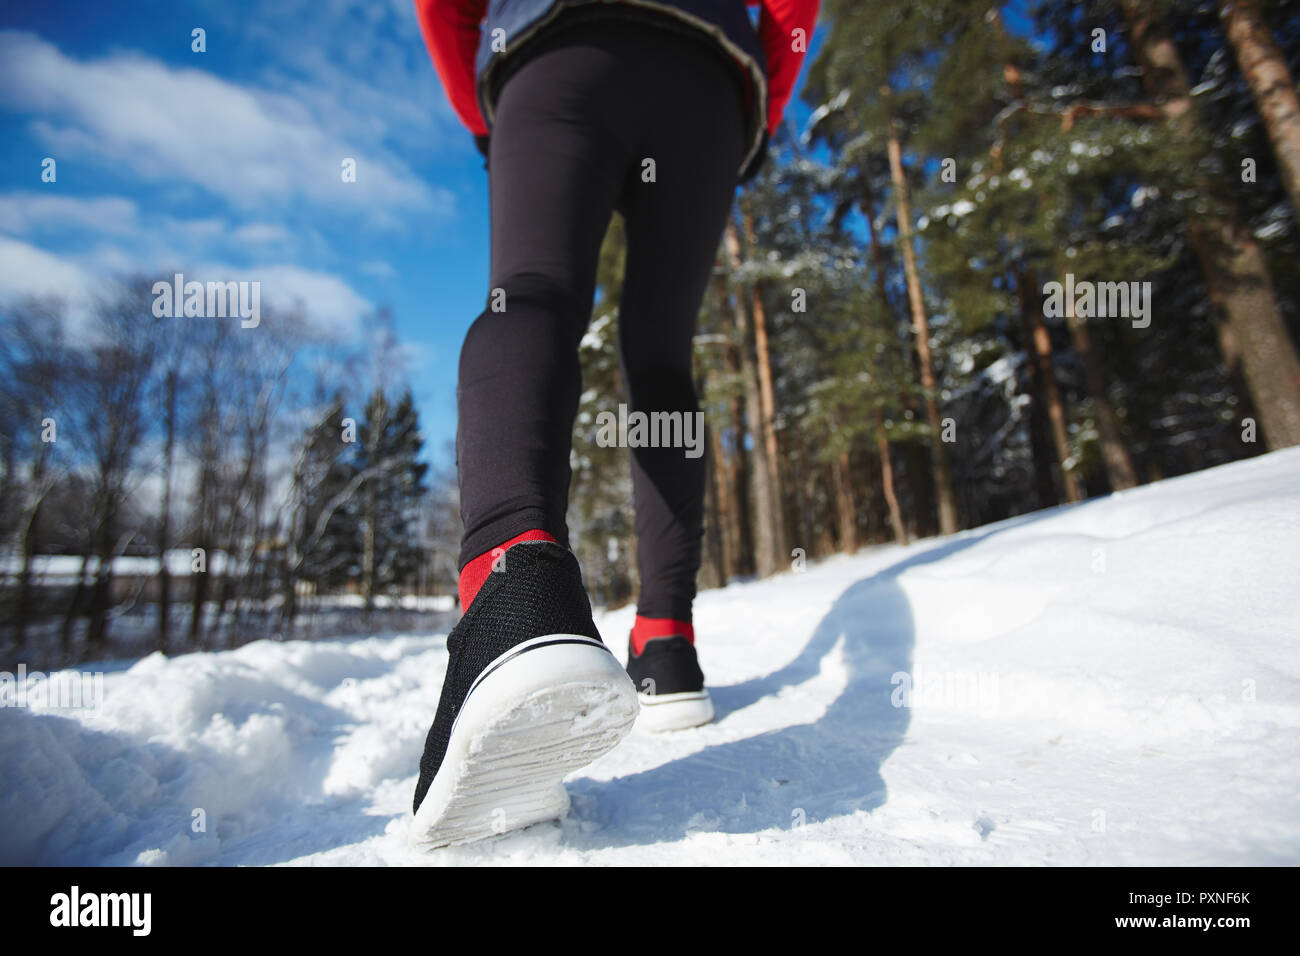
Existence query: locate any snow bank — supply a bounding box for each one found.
[2,449,1298,865]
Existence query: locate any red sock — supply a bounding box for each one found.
[630,614,695,655]
[458,529,557,610]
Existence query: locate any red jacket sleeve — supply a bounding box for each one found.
[750,0,820,135]
[415,0,489,136]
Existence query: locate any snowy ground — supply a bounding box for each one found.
[3,449,1298,865]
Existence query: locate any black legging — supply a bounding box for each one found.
[455,11,746,622]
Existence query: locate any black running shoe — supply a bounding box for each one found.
[626,634,715,732]
[409,541,638,849]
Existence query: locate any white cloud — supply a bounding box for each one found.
[140,260,375,343]
[0,235,95,307]
[0,238,373,346]
[0,236,122,335]
[0,193,140,236]
[232,222,292,245]
[0,30,454,222]
[235,262,373,341]
[0,199,307,282]
[393,338,434,376]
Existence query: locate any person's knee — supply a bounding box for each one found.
[461,271,590,367]
[482,271,588,327]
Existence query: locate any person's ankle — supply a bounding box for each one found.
[630,614,694,655]
[458,530,557,609]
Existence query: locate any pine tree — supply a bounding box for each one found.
[356,388,429,608]
[805,0,966,533]
[282,397,360,628]
[1117,0,1300,446]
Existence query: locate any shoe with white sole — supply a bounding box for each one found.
[409,542,638,850]
[626,634,714,732]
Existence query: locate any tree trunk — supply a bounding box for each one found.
[703,422,728,589]
[189,439,220,648]
[61,553,90,663]
[214,447,256,646]
[1020,268,1084,502]
[1120,0,1300,448]
[14,443,51,650]
[249,436,269,637]
[85,498,115,649]
[1016,298,1063,510]
[832,446,857,553]
[705,369,732,585]
[729,390,755,576]
[885,103,959,533]
[281,559,298,635]
[361,396,387,615]
[714,270,756,577]
[1185,224,1247,393]
[862,178,918,542]
[991,17,1076,508]
[1193,209,1300,448]
[14,498,41,650]
[714,419,738,580]
[1219,0,1300,219]
[875,415,908,545]
[1064,280,1140,491]
[190,520,211,647]
[723,218,783,576]
[796,436,816,553]
[0,436,14,540]
[158,370,176,654]
[740,200,788,561]
[361,482,377,614]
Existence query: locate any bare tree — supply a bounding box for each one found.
[59,284,159,652]
[0,300,74,650]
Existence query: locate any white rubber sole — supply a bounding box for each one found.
[636,689,715,732]
[409,634,639,850]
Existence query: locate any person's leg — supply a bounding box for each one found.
[615,29,747,632]
[454,26,634,589]
[413,25,650,842]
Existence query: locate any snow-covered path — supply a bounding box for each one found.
[4,449,1299,865]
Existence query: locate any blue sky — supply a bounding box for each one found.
[0,1,834,461]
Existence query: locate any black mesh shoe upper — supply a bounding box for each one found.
[625,635,705,697]
[413,542,602,813]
